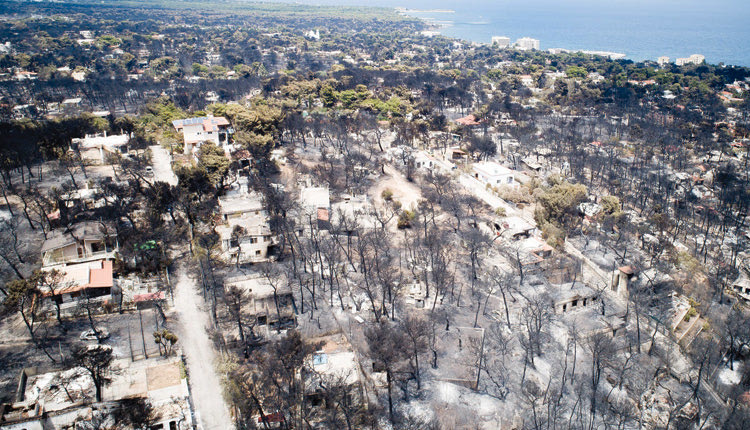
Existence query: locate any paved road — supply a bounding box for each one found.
[151,144,234,430]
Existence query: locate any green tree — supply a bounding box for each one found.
[196,143,230,189]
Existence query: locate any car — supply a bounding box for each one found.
[80,328,110,342]
[144,166,155,177]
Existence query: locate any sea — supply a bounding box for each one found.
[278,0,750,67]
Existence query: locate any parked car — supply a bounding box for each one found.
[144,166,154,177]
[80,328,110,342]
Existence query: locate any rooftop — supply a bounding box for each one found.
[172,115,230,132]
[299,186,330,211]
[218,193,265,215]
[473,161,515,178]
[40,260,114,296]
[455,114,481,126]
[224,274,291,298]
[73,134,129,149]
[308,333,360,387]
[41,221,115,254]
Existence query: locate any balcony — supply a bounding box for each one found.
[42,248,118,267]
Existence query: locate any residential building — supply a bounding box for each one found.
[73,133,129,164]
[472,161,516,187]
[731,271,750,302]
[552,283,600,314]
[223,274,295,331]
[657,56,670,66]
[329,194,378,232]
[491,36,511,48]
[217,193,274,263]
[443,146,468,162]
[172,115,231,153]
[0,355,192,430]
[414,151,436,171]
[305,334,363,409]
[298,185,332,234]
[40,259,114,307]
[41,222,118,267]
[675,54,704,66]
[515,37,540,50]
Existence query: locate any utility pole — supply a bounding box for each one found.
[138,307,148,359]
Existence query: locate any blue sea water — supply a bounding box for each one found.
[279,0,750,67]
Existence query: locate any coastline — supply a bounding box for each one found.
[392,5,748,67]
[402,8,630,63]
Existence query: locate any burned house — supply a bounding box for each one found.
[223,275,295,332]
[40,259,115,308]
[304,334,364,410]
[551,283,601,314]
[217,193,274,264]
[41,222,118,268]
[0,356,192,430]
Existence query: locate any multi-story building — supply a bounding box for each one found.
[172,114,231,153]
[515,37,540,50]
[676,54,705,66]
[491,36,511,48]
[217,192,274,264]
[41,221,118,268]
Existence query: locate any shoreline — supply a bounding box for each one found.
[396,7,745,67]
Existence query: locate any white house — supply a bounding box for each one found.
[73,133,129,164]
[172,115,231,153]
[41,222,118,268]
[472,161,516,187]
[217,193,274,263]
[414,151,436,171]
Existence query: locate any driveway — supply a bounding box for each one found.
[150,145,178,186]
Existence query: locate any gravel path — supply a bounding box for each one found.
[151,144,234,429]
[173,266,235,430]
[150,145,178,186]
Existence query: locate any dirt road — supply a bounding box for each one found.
[151,145,234,429]
[173,266,235,430]
[150,145,178,186]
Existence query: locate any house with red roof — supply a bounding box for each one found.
[41,260,114,306]
[172,114,232,153]
[455,114,481,127]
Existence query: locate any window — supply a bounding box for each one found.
[249,237,258,244]
[91,241,104,253]
[572,299,578,307]
[562,304,567,313]
[255,250,261,256]
[313,353,328,365]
